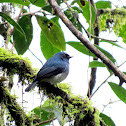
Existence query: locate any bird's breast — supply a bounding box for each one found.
[48,71,68,84]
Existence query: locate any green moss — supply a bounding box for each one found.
[57,83,72,94]
[50,83,101,125]
[0,85,32,125]
[0,47,37,82]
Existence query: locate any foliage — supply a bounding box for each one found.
[13,15,33,54]
[0,0,126,125]
[108,82,126,104]
[100,113,115,126]
[32,83,101,126]
[98,8,126,43]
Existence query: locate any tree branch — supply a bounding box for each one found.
[48,0,126,85]
[87,0,99,98]
[38,82,106,126]
[0,83,32,126]
[0,47,36,82]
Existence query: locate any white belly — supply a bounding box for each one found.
[47,72,68,84]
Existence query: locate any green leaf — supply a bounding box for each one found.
[42,0,63,13]
[96,1,111,9]
[67,42,116,63]
[29,0,62,8]
[40,17,61,60]
[95,45,116,63]
[77,1,96,25]
[119,24,126,44]
[67,41,95,57]
[32,99,55,126]
[99,40,125,50]
[0,0,30,6]
[64,7,82,32]
[100,113,115,126]
[0,12,26,38]
[41,30,60,60]
[42,5,52,13]
[13,15,33,54]
[108,82,126,103]
[29,0,46,7]
[36,15,66,50]
[89,61,106,68]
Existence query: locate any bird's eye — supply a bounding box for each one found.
[62,53,70,58]
[65,54,69,57]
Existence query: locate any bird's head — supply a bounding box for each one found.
[55,52,72,63]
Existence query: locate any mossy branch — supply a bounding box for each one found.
[38,82,106,126]
[0,47,37,125]
[0,83,32,126]
[0,47,37,82]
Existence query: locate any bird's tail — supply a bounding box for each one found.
[25,81,38,92]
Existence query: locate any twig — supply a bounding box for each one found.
[78,19,117,42]
[89,0,92,39]
[33,117,56,126]
[102,100,120,112]
[48,0,126,85]
[28,49,43,65]
[91,73,112,98]
[91,60,126,98]
[11,5,24,36]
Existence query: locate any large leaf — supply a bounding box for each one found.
[100,113,115,126]
[32,99,55,126]
[96,1,111,9]
[40,17,60,60]
[89,61,106,68]
[67,42,116,63]
[99,40,125,50]
[0,0,30,6]
[95,45,116,63]
[77,1,96,26]
[108,82,126,103]
[13,15,33,54]
[36,15,66,50]
[67,41,95,57]
[0,12,26,38]
[40,30,60,60]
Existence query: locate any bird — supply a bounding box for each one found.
[25,52,72,92]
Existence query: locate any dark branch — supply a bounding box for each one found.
[87,0,99,97]
[48,0,126,85]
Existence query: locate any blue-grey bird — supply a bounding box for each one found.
[25,52,72,92]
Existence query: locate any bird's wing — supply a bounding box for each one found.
[34,66,65,81]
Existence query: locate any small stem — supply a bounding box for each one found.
[33,117,56,126]
[91,60,126,98]
[28,49,43,65]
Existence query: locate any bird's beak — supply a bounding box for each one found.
[69,55,73,59]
